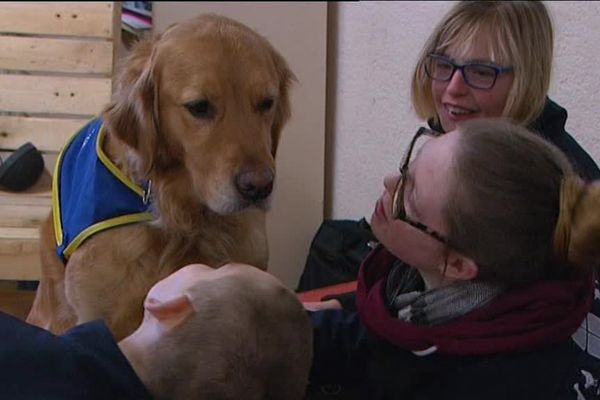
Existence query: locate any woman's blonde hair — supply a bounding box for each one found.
[445,119,600,285]
[411,1,553,128]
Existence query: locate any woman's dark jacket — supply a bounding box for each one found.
[308,246,600,399]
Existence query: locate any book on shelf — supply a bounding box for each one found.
[122,1,152,18]
[122,9,152,31]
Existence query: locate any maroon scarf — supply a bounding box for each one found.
[357,246,594,356]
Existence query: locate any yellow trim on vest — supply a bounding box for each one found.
[63,212,154,259]
[52,119,95,246]
[96,127,146,197]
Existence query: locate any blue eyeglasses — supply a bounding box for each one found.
[425,53,513,90]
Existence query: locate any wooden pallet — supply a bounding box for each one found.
[0,2,121,282]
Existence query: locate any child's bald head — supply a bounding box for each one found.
[132,264,312,400]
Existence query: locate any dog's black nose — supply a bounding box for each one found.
[235,168,274,201]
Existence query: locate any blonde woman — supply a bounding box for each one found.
[411,1,598,181]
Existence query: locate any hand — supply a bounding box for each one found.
[303,299,343,312]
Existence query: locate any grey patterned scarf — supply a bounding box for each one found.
[386,262,505,326]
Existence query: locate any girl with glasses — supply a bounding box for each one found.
[308,0,600,335]
[309,1,600,314]
[307,119,600,399]
[411,1,599,182]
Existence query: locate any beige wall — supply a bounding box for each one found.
[153,2,327,289]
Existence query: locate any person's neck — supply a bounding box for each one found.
[417,269,456,290]
[117,322,160,381]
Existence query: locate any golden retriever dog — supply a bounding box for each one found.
[26,14,294,341]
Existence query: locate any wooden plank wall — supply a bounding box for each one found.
[0,2,120,280]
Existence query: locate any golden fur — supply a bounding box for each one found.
[26,14,294,340]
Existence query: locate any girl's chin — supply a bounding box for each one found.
[369,213,379,233]
[369,218,384,243]
[440,113,480,132]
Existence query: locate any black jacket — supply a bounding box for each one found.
[530,98,600,181]
[0,312,152,400]
[308,312,600,400]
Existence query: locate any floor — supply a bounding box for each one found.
[0,283,35,320]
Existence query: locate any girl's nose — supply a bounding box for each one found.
[445,68,469,95]
[383,174,400,192]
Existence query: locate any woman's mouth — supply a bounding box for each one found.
[445,104,477,119]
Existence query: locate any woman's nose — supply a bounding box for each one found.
[383,174,400,192]
[445,68,469,95]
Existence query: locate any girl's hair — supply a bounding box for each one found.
[412,1,553,127]
[445,119,600,285]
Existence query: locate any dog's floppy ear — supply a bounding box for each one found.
[270,50,296,158]
[102,37,172,177]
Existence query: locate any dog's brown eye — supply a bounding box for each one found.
[185,100,216,120]
[257,97,274,113]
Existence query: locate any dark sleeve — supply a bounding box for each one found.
[0,312,96,399]
[308,309,369,385]
[554,131,600,181]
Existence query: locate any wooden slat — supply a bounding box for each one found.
[0,36,113,74]
[0,227,39,253]
[0,225,41,281]
[0,192,52,206]
[0,2,115,39]
[0,204,49,228]
[0,224,42,281]
[0,116,86,152]
[111,3,122,85]
[0,254,40,281]
[0,74,111,115]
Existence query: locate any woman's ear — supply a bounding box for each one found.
[444,250,479,281]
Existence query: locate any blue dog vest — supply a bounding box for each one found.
[53,118,154,262]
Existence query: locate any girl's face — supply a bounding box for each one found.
[432,34,514,132]
[370,131,459,288]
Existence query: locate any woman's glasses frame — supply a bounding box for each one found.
[391,127,448,244]
[425,53,513,90]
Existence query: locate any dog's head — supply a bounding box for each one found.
[103,14,294,217]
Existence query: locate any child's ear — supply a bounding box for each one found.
[444,251,479,281]
[145,295,194,329]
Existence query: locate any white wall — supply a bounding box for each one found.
[327,1,600,220]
